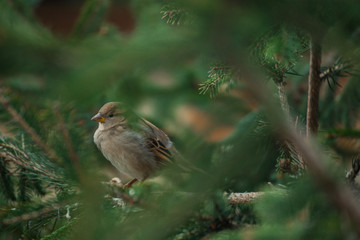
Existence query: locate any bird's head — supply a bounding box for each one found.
[91,102,126,127]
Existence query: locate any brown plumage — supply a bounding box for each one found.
[92,102,175,187]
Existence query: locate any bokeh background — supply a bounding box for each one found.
[1,0,360,239]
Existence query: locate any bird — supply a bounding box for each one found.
[91,102,175,188]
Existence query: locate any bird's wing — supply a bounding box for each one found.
[139,118,207,175]
[139,118,174,165]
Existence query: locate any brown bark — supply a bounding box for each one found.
[306,37,322,136]
[228,192,263,204]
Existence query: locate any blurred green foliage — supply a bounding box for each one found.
[1,0,360,239]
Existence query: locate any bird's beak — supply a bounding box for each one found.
[91,113,106,123]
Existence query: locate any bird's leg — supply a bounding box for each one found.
[124,178,138,188]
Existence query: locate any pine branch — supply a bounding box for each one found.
[239,63,360,237]
[0,156,16,201]
[277,81,290,118]
[103,177,263,205]
[52,103,84,182]
[252,27,308,84]
[277,81,305,170]
[0,142,29,159]
[0,95,60,162]
[41,220,73,240]
[227,192,263,204]
[320,58,352,84]
[278,158,299,174]
[306,36,322,136]
[319,58,353,94]
[0,151,58,181]
[161,9,184,24]
[18,167,28,202]
[2,204,63,225]
[286,128,360,236]
[0,139,63,188]
[161,7,191,25]
[199,66,233,98]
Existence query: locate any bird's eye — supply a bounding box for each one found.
[109,113,114,118]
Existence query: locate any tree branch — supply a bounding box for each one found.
[0,143,29,159]
[277,81,305,169]
[0,152,57,179]
[277,81,290,119]
[52,103,84,182]
[284,127,360,236]
[2,204,63,225]
[306,36,322,136]
[0,95,60,162]
[237,63,360,237]
[227,192,263,204]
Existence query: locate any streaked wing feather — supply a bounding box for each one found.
[147,138,172,164]
[141,118,173,164]
[140,119,171,144]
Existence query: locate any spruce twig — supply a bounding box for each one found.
[0,152,57,179]
[0,95,61,162]
[161,9,185,25]
[320,58,352,91]
[161,7,191,25]
[0,139,60,182]
[199,66,233,98]
[2,204,63,225]
[0,143,29,159]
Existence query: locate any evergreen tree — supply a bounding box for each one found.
[1,0,360,239]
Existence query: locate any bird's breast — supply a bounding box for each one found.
[93,128,157,180]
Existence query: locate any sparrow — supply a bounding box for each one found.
[91,102,175,188]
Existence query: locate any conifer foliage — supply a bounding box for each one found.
[1,0,360,239]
